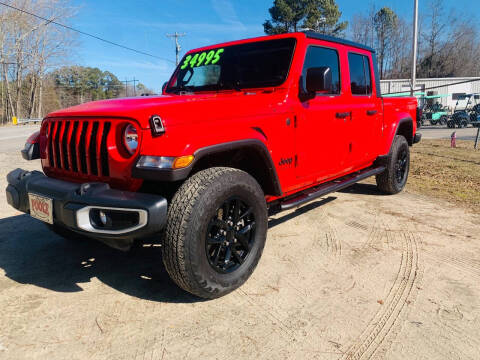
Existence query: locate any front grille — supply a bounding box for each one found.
[46,119,111,177]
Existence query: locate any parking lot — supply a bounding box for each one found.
[1,131,479,359]
[420,126,479,141]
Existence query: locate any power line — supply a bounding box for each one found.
[0,2,176,64]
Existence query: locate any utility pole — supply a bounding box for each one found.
[166,32,186,66]
[475,127,480,150]
[411,0,419,96]
[132,78,138,96]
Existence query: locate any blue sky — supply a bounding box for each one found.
[70,0,477,93]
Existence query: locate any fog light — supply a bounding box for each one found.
[99,211,107,225]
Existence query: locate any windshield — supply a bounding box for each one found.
[166,38,296,94]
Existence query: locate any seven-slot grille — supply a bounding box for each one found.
[46,119,111,177]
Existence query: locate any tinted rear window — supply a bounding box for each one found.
[348,53,372,95]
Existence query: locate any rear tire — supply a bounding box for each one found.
[376,135,410,195]
[162,167,268,299]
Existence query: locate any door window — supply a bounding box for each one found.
[348,53,372,95]
[302,46,341,95]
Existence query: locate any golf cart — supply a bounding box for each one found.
[421,94,449,126]
[447,94,472,128]
[469,97,480,128]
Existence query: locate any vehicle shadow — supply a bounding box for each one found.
[339,182,385,196]
[268,196,337,228]
[0,214,202,304]
[0,186,379,303]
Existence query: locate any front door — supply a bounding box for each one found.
[296,45,351,182]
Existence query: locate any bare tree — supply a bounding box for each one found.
[387,18,412,79]
[0,0,75,123]
[350,4,376,49]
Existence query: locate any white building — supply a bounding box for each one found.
[380,77,480,110]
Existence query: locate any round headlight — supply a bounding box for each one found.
[123,124,138,155]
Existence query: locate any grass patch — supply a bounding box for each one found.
[408,139,480,210]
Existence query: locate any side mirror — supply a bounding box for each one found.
[306,67,332,94]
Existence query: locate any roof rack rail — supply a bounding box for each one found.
[303,31,376,53]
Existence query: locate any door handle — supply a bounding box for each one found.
[336,112,351,119]
[367,110,378,116]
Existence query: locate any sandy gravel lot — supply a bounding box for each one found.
[1,144,479,360]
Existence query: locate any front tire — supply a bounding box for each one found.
[376,135,410,195]
[162,167,268,299]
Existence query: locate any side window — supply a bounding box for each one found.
[302,46,341,94]
[348,53,372,95]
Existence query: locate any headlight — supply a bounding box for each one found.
[136,155,194,169]
[123,124,138,155]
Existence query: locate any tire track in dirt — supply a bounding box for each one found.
[235,288,296,341]
[358,211,383,251]
[342,231,421,360]
[323,210,342,259]
[432,318,480,349]
[422,251,480,280]
[345,220,369,232]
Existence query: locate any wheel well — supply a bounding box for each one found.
[397,120,413,145]
[190,147,281,197]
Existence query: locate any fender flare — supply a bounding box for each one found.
[132,139,283,196]
[376,117,414,164]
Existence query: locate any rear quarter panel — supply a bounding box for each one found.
[380,97,418,155]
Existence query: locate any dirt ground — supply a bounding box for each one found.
[1,146,480,360]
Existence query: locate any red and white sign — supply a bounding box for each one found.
[28,193,53,224]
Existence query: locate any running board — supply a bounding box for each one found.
[280,166,385,211]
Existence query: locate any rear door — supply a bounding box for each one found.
[296,44,351,181]
[346,52,383,168]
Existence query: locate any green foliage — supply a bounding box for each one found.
[373,7,398,39]
[51,66,124,102]
[304,0,348,36]
[264,0,347,36]
[373,7,398,78]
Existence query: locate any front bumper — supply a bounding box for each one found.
[6,169,168,251]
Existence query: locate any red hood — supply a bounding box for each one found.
[45,90,289,129]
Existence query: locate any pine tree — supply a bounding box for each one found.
[264,0,347,36]
[373,7,398,79]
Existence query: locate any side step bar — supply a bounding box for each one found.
[280,166,385,211]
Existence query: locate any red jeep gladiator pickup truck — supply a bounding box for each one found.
[6,32,421,299]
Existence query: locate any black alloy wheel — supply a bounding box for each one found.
[162,167,268,299]
[206,197,256,273]
[395,148,409,185]
[376,135,410,195]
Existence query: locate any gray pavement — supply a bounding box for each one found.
[419,125,479,141]
[0,124,40,154]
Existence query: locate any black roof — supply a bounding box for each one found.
[303,31,375,53]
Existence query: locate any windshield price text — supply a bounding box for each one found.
[180,48,224,70]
